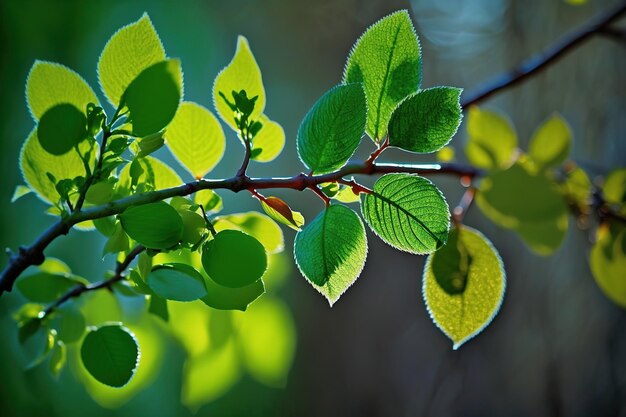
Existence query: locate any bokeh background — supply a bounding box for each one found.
[1,0,626,416]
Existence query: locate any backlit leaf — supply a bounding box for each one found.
[214,212,284,254]
[260,196,305,231]
[528,113,572,169]
[251,115,285,162]
[466,106,517,170]
[604,168,626,207]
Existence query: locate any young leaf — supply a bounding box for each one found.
[213,36,265,130]
[214,212,284,254]
[388,87,462,153]
[250,115,285,162]
[297,84,366,174]
[465,106,517,170]
[122,59,183,136]
[294,204,367,306]
[260,196,305,231]
[119,201,183,249]
[165,101,226,178]
[80,324,139,387]
[423,227,506,349]
[590,224,626,308]
[201,277,265,311]
[361,174,450,254]
[147,263,207,302]
[343,10,421,141]
[476,163,568,255]
[201,230,267,288]
[528,114,572,169]
[26,60,98,120]
[98,14,166,107]
[16,272,86,303]
[37,104,87,155]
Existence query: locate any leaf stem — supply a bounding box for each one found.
[308,185,331,206]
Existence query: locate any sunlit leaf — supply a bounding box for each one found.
[590,224,626,308]
[118,155,183,193]
[604,168,626,207]
[528,113,572,169]
[11,185,32,203]
[260,196,305,231]
[466,106,517,170]
[215,212,284,254]
[251,115,285,162]
[194,189,223,213]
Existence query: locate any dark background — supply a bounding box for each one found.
[1,0,625,416]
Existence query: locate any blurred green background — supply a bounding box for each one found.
[1,0,625,416]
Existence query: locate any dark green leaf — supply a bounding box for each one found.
[148,295,169,321]
[52,306,86,344]
[17,272,85,303]
[147,263,207,302]
[201,277,265,311]
[119,201,183,249]
[37,104,87,155]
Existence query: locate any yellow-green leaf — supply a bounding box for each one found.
[214,212,284,254]
[251,115,285,162]
[590,224,626,308]
[118,156,182,193]
[260,196,305,231]
[466,106,517,170]
[528,114,572,169]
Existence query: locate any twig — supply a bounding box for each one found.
[452,187,477,227]
[307,185,331,206]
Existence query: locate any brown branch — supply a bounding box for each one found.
[461,1,626,107]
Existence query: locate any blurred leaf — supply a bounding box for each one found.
[361,173,450,254]
[16,272,85,303]
[37,103,87,155]
[476,163,568,254]
[39,258,71,274]
[80,324,139,387]
[26,60,98,120]
[604,168,626,206]
[98,14,165,107]
[148,295,169,322]
[166,101,226,178]
[294,205,367,305]
[11,185,32,202]
[202,230,267,288]
[423,227,505,349]
[148,263,207,302]
[436,146,456,162]
[260,196,305,231]
[590,224,626,308]
[388,87,462,153]
[49,341,67,377]
[52,306,86,344]
[251,114,285,162]
[213,36,265,130]
[561,165,592,210]
[297,84,366,174]
[466,106,517,170]
[215,211,284,254]
[343,10,421,140]
[528,114,572,169]
[122,59,183,136]
[119,201,183,249]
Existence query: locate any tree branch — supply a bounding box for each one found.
[461,0,626,107]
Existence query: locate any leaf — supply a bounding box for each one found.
[102,221,129,256]
[165,101,226,178]
[361,174,450,254]
[213,36,265,130]
[52,307,86,344]
[122,59,183,136]
[118,155,182,193]
[148,295,169,322]
[294,204,367,305]
[49,341,67,377]
[85,181,115,205]
[214,212,284,254]
[604,168,626,206]
[343,10,421,141]
[147,263,207,302]
[80,324,140,387]
[16,272,85,303]
[201,277,265,311]
[476,162,569,255]
[26,60,98,120]
[423,227,506,349]
[260,196,305,231]
[250,115,285,162]
[388,87,462,153]
[20,129,95,205]
[201,230,267,288]
[590,224,626,308]
[98,14,166,107]
[194,189,223,213]
[561,165,592,210]
[11,185,32,203]
[465,106,517,170]
[528,114,572,169]
[297,84,366,174]
[37,103,87,155]
[119,201,183,249]
[179,210,206,245]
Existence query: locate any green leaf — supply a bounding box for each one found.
[165,101,226,178]
[604,168,626,206]
[49,341,67,377]
[85,181,115,205]
[423,227,506,349]
[215,212,284,254]
[16,272,85,303]
[179,210,206,245]
[119,201,183,249]
[213,36,265,130]
[148,295,169,322]
[476,162,568,255]
[122,59,183,136]
[297,84,366,174]
[201,277,265,311]
[37,104,87,155]
[201,230,267,288]
[194,189,222,213]
[52,306,86,344]
[343,10,421,141]
[250,115,285,162]
[11,185,32,203]
[528,114,572,169]
[26,60,98,120]
[361,174,450,254]
[388,87,462,153]
[561,165,591,210]
[80,324,139,387]
[147,263,207,302]
[20,129,95,205]
[260,196,305,231]
[102,221,129,256]
[466,106,517,170]
[590,224,626,308]
[118,155,182,193]
[294,204,367,305]
[98,14,166,107]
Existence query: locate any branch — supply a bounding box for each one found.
[41,245,145,317]
[461,1,626,107]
